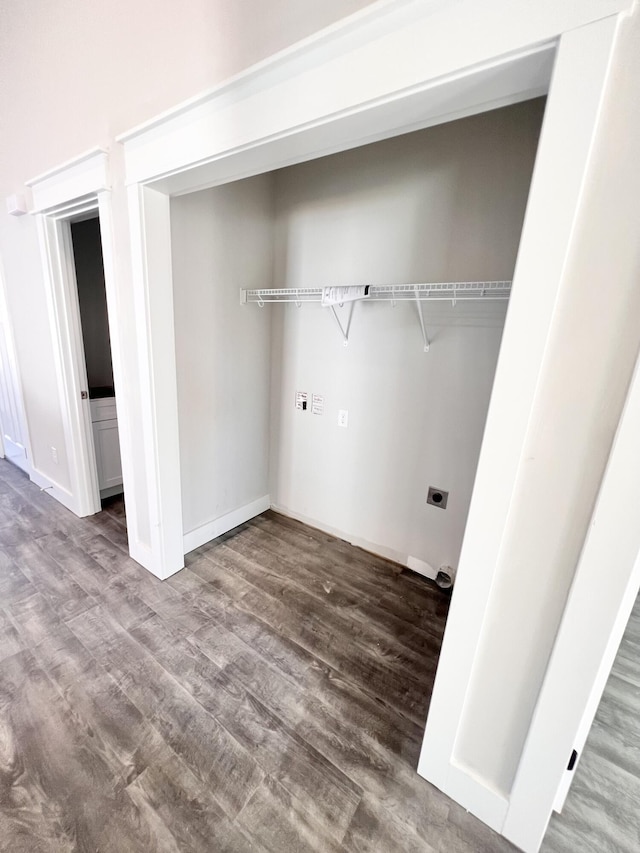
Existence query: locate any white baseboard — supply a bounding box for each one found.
[2,436,31,476]
[100,484,124,499]
[270,503,437,579]
[29,466,77,514]
[407,554,438,580]
[183,495,271,554]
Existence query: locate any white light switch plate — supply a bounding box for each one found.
[338,409,348,428]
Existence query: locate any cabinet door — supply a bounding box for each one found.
[90,397,118,422]
[93,419,123,489]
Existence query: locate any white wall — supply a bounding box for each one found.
[0,257,30,472]
[0,0,376,532]
[269,101,543,574]
[0,214,70,487]
[71,218,114,392]
[171,175,274,538]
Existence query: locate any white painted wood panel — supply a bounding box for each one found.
[93,419,123,491]
[90,397,118,422]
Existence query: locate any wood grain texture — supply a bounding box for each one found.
[0,457,517,852]
[0,649,166,852]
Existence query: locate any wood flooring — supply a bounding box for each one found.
[0,457,518,852]
[542,590,640,853]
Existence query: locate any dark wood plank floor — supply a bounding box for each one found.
[0,457,517,852]
[543,591,640,853]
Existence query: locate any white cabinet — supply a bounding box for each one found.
[90,397,123,495]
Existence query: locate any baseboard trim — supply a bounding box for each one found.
[270,503,437,579]
[100,484,124,499]
[2,437,31,476]
[183,495,271,554]
[406,554,438,581]
[29,467,77,514]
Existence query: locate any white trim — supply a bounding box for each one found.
[271,503,437,580]
[117,0,630,148]
[127,184,184,579]
[123,43,555,193]
[95,191,145,560]
[417,16,621,838]
[27,152,155,572]
[100,484,124,500]
[34,211,101,517]
[29,466,77,513]
[503,352,640,850]
[27,149,109,213]
[183,495,271,554]
[26,147,109,187]
[60,219,102,507]
[0,437,29,474]
[406,556,437,582]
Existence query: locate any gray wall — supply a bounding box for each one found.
[269,101,543,573]
[71,218,114,392]
[170,99,544,572]
[171,175,274,536]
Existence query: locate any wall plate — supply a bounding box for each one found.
[427,486,448,509]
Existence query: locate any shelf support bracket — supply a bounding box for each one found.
[415,290,430,352]
[329,302,354,346]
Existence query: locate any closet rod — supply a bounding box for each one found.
[240,281,512,304]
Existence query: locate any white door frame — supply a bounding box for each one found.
[35,209,102,515]
[503,344,640,850]
[418,13,622,844]
[25,150,137,525]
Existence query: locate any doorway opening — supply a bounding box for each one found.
[69,215,125,521]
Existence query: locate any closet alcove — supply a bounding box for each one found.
[169,98,544,592]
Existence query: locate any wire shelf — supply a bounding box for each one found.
[241,281,512,304]
[240,281,512,351]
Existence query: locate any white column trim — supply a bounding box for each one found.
[126,184,184,578]
[504,280,640,845]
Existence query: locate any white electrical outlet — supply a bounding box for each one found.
[338,409,348,428]
[50,446,58,464]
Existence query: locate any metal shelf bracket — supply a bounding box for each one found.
[329,303,354,346]
[415,288,430,352]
